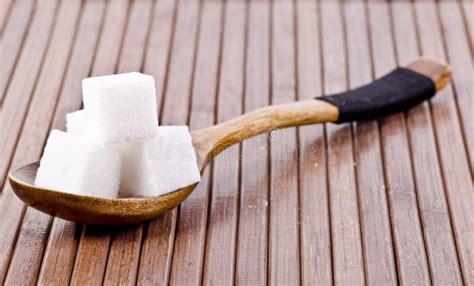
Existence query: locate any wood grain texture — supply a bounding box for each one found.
[415,2,474,284]
[168,1,221,285]
[295,1,332,285]
[143,0,176,116]
[344,2,397,285]
[137,0,177,284]
[0,0,34,105]
[392,2,463,285]
[0,0,13,35]
[235,2,270,285]
[202,1,244,285]
[193,101,337,169]
[37,221,83,286]
[438,1,473,174]
[461,1,473,52]
[269,1,300,285]
[103,1,154,285]
[368,2,431,285]
[321,2,365,285]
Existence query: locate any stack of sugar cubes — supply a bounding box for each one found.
[35,72,201,198]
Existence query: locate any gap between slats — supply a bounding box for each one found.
[0,0,35,107]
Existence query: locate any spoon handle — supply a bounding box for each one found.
[193,58,451,164]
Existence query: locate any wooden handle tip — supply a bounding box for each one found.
[405,58,451,91]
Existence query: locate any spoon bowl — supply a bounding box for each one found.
[8,59,451,225]
[9,131,214,225]
[9,161,196,224]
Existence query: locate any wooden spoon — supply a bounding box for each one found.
[9,58,451,225]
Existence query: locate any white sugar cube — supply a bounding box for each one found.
[82,72,159,144]
[66,109,101,144]
[35,130,122,198]
[66,110,87,137]
[113,126,201,197]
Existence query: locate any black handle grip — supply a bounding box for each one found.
[317,67,436,123]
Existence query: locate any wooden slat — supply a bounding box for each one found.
[295,1,332,285]
[391,2,463,285]
[138,215,174,286]
[102,1,154,285]
[36,2,108,285]
[461,1,473,52]
[104,226,143,285]
[0,0,13,35]
[136,0,177,283]
[38,221,83,285]
[90,0,130,78]
[0,0,34,105]
[321,2,365,285]
[0,1,82,284]
[368,3,432,285]
[143,0,176,114]
[68,1,130,285]
[415,2,474,284]
[202,1,245,285]
[0,0,60,282]
[269,1,300,285]
[168,1,222,285]
[158,0,201,127]
[72,227,113,286]
[438,2,473,174]
[344,2,397,285]
[235,2,270,285]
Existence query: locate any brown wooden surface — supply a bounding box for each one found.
[345,2,397,285]
[0,1,472,285]
[237,2,270,284]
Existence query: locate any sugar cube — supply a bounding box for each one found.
[113,126,201,197]
[66,109,102,144]
[82,72,159,144]
[66,110,87,137]
[35,130,122,198]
